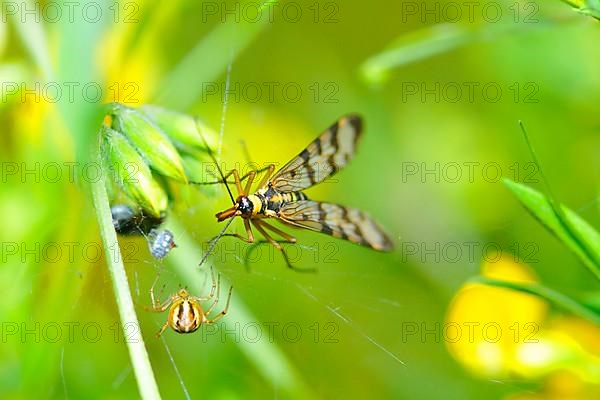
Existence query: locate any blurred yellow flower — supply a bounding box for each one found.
[445,255,548,377]
[446,254,600,395]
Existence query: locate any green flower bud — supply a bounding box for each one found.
[139,104,219,153]
[109,103,188,183]
[102,127,168,217]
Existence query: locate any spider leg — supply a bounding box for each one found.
[204,278,222,315]
[147,274,173,312]
[155,322,169,338]
[205,285,233,325]
[204,296,220,316]
[195,270,223,314]
[196,267,218,301]
[149,273,160,306]
[146,297,173,313]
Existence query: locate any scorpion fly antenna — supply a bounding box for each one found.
[192,117,236,205]
[198,217,235,268]
[189,118,239,268]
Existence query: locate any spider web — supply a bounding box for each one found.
[153,21,239,398]
[152,20,410,397]
[81,14,600,396]
[138,0,600,393]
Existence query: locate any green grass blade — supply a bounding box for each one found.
[91,175,162,400]
[359,19,556,86]
[559,0,600,20]
[518,122,600,272]
[581,292,600,314]
[165,218,314,399]
[507,121,600,278]
[153,0,278,109]
[360,23,475,86]
[471,276,600,325]
[7,0,54,80]
[504,178,600,280]
[359,21,546,86]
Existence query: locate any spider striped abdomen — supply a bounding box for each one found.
[168,299,202,333]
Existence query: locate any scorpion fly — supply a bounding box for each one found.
[194,115,394,270]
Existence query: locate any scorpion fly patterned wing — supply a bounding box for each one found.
[279,200,394,251]
[268,115,363,192]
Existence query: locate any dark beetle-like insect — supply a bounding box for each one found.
[111,204,165,236]
[111,204,176,260]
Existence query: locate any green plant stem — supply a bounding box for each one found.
[91,176,161,399]
[472,276,600,325]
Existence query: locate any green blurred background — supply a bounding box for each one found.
[1,0,599,398]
